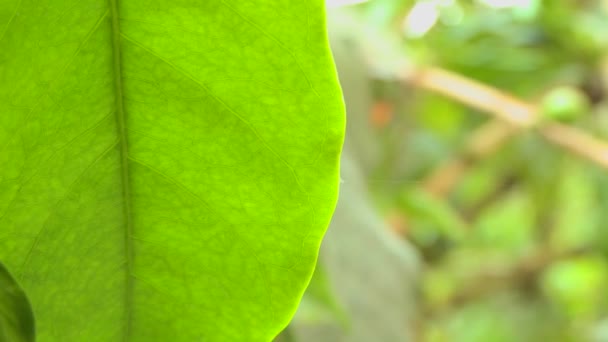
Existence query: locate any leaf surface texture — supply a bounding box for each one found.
[0,0,344,340]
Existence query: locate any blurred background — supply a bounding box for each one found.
[278,1,608,341]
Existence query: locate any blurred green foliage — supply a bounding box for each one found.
[313,1,608,341]
[367,1,608,341]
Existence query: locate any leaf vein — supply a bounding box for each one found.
[0,0,22,46]
[0,112,114,225]
[108,0,135,339]
[0,10,110,158]
[17,141,119,279]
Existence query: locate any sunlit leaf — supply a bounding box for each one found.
[541,256,607,319]
[0,0,344,340]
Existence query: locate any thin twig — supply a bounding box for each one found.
[400,67,608,196]
[407,67,537,126]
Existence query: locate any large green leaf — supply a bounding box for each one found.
[0,261,35,342]
[0,0,344,341]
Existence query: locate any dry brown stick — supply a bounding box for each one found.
[401,67,608,196]
[541,122,608,169]
[408,68,537,126]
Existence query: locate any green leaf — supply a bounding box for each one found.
[399,187,467,242]
[473,190,535,254]
[0,1,344,341]
[541,256,607,319]
[540,86,589,122]
[550,160,598,252]
[0,262,35,342]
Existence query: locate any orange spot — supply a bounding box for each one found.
[371,101,394,128]
[386,211,408,237]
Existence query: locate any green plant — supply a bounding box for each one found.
[540,86,589,122]
[0,1,344,341]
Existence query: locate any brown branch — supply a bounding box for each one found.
[541,122,608,169]
[400,67,608,196]
[407,68,537,127]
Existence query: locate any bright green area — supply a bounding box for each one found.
[540,86,590,122]
[0,262,35,342]
[290,1,608,341]
[0,0,344,341]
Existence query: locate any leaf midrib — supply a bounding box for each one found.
[108,0,134,339]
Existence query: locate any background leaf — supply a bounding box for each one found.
[0,0,344,341]
[0,261,35,342]
[286,1,608,341]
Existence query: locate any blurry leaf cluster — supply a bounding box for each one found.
[297,1,608,341]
